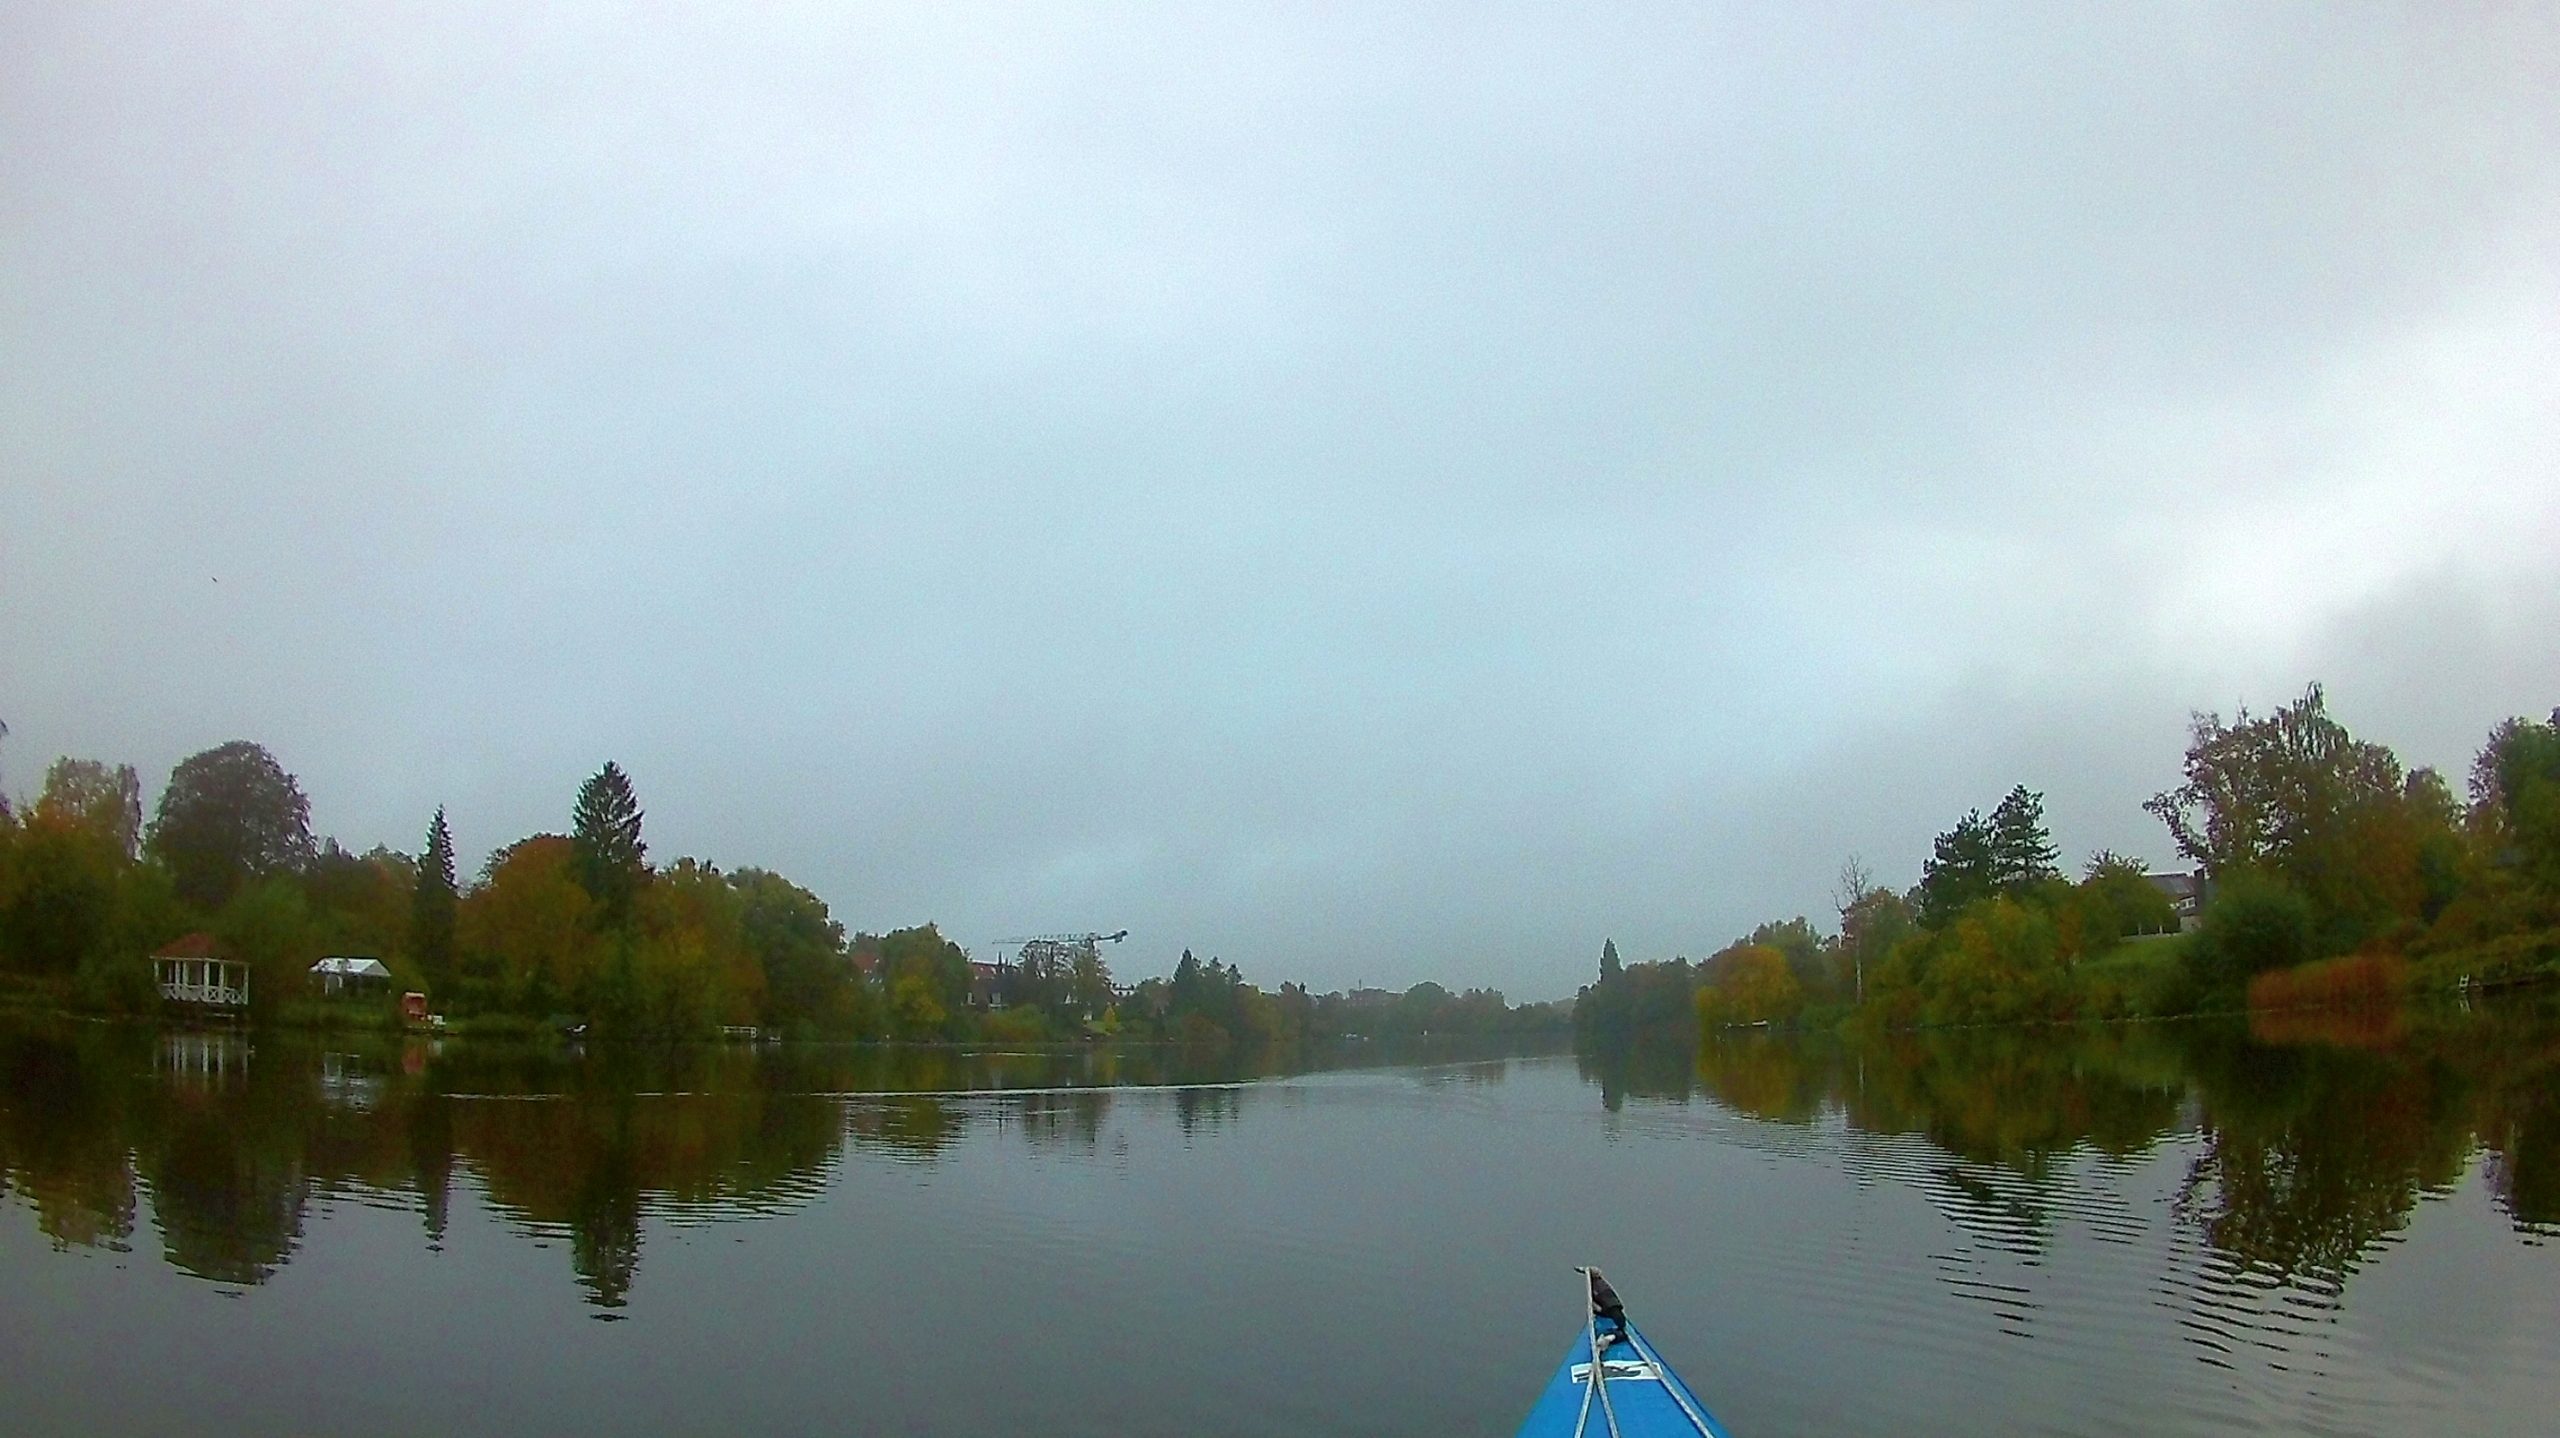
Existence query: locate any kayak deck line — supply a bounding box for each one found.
[1517,1267,1733,1438]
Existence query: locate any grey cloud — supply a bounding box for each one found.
[5,3,2556,997]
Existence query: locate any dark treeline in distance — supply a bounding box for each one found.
[1575,685,2560,1042]
[0,742,1564,1045]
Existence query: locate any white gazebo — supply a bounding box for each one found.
[152,933,249,1008]
[311,955,394,996]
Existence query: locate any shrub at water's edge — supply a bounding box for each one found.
[2246,953,2411,1015]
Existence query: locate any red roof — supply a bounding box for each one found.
[150,931,226,960]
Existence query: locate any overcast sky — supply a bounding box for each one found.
[4,4,2555,997]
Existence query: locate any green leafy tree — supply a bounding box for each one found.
[1574,944,1695,1046]
[146,741,316,909]
[1989,785,2060,891]
[304,840,416,965]
[1068,948,1115,1022]
[731,868,852,1033]
[0,808,125,975]
[1838,884,1915,1005]
[2078,851,2178,940]
[213,876,318,1015]
[412,807,459,988]
[878,924,970,1039]
[1919,811,1999,928]
[621,858,759,1036]
[2471,709,2560,895]
[2186,873,2315,994]
[570,762,648,927]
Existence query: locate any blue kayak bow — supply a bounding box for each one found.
[1515,1268,1732,1438]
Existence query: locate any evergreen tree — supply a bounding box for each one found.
[1990,785,2060,891]
[1600,937,1623,980]
[1919,810,1999,928]
[571,762,648,927]
[412,806,458,987]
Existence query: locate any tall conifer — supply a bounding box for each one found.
[412,806,458,985]
[1990,785,2060,891]
[571,762,648,926]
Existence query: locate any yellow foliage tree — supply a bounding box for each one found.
[1696,944,1804,1028]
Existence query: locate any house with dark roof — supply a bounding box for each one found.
[2143,872,2205,932]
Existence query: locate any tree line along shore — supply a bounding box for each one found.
[0,744,1563,1046]
[5,683,2552,1050]
[1574,685,2560,1046]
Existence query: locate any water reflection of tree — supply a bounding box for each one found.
[1680,1025,2187,1173]
[1576,1039,1702,1113]
[1674,1013,2560,1312]
[1843,1026,2184,1174]
[848,1095,964,1158]
[136,1054,314,1285]
[1174,1085,1238,1135]
[1003,1089,1109,1149]
[14,1006,2553,1322]
[2174,1024,2473,1286]
[0,1024,141,1250]
[1690,1035,1836,1124]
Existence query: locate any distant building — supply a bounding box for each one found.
[967,959,1010,1010]
[2144,872,2205,932]
[310,956,393,996]
[152,932,249,1008]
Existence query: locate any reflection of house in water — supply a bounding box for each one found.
[151,932,249,1010]
[317,1051,386,1112]
[159,1031,251,1088]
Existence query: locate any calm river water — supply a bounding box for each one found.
[4,1004,2558,1436]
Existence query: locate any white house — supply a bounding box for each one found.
[310,955,394,996]
[152,933,248,1008]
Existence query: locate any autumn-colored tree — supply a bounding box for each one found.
[2146,685,2435,954]
[1919,896,2068,1026]
[458,835,600,1012]
[33,759,143,861]
[1696,944,1804,1028]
